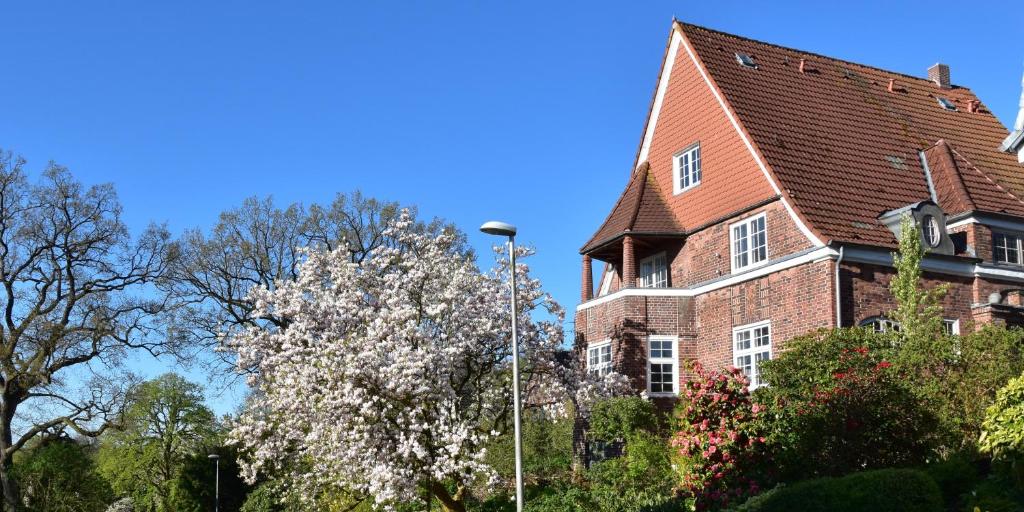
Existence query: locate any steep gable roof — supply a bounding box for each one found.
[677,22,1024,246]
[581,162,683,253]
[926,140,1024,217]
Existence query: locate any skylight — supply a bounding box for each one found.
[735,53,757,68]
[937,97,957,111]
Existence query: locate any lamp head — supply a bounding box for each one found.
[480,221,517,237]
[208,454,220,460]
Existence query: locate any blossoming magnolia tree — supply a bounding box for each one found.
[227,214,617,511]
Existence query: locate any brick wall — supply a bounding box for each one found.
[673,201,812,287]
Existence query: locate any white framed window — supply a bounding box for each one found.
[647,336,678,395]
[587,340,612,378]
[943,318,961,335]
[638,252,668,288]
[858,316,900,333]
[730,213,768,272]
[672,143,702,194]
[994,232,1023,265]
[733,321,771,389]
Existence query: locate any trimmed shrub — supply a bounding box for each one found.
[731,468,943,512]
[672,362,770,511]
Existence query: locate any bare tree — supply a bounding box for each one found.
[0,151,175,511]
[167,191,470,372]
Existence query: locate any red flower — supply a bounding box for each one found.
[876,361,892,370]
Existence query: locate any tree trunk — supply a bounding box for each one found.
[571,414,588,479]
[428,482,466,512]
[0,398,20,512]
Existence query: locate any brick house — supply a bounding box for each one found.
[575,21,1024,401]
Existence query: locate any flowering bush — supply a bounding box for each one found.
[758,328,938,481]
[671,362,770,511]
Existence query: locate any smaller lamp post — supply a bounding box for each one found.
[208,454,221,512]
[479,220,524,512]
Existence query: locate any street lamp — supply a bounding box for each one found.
[479,220,524,512]
[208,454,220,512]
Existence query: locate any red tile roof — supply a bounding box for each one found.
[677,22,1024,246]
[926,140,1024,217]
[581,161,683,253]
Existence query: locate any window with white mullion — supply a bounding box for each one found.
[638,252,668,288]
[731,214,768,272]
[733,322,771,389]
[673,143,702,195]
[587,341,612,378]
[994,232,1023,265]
[647,336,678,395]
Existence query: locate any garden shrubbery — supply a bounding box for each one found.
[672,362,770,510]
[756,328,938,480]
[731,468,943,512]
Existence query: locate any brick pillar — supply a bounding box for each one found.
[623,235,636,288]
[581,255,594,302]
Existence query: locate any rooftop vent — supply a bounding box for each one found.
[937,97,957,111]
[928,63,951,89]
[735,53,757,68]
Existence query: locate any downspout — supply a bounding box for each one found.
[834,246,844,328]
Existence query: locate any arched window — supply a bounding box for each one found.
[858,316,901,333]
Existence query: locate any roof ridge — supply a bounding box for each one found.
[626,165,650,230]
[677,21,970,89]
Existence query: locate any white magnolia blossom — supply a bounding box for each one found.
[227,213,586,510]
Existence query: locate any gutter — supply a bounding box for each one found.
[834,245,844,328]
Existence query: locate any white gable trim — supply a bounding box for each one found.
[637,31,683,164]
[636,26,824,248]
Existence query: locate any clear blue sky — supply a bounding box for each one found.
[2,1,1021,414]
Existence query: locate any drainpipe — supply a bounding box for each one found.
[834,246,845,328]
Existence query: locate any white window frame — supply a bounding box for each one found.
[672,143,702,195]
[587,340,613,378]
[638,252,668,288]
[646,335,678,396]
[943,318,961,335]
[858,316,901,333]
[732,321,771,389]
[730,213,768,273]
[993,232,1023,265]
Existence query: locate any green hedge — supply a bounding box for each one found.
[732,468,943,512]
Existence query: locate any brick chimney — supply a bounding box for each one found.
[928,63,951,89]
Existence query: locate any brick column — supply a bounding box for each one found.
[581,255,593,302]
[622,235,636,288]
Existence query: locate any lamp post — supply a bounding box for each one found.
[208,454,220,512]
[479,220,524,512]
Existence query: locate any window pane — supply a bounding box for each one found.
[693,146,701,183]
[734,331,751,351]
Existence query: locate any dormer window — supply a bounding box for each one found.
[994,232,1023,265]
[672,143,702,194]
[638,252,668,288]
[937,97,957,111]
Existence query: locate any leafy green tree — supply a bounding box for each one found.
[10,437,113,511]
[239,483,281,512]
[887,214,1024,450]
[981,372,1024,485]
[888,214,947,343]
[97,374,217,511]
